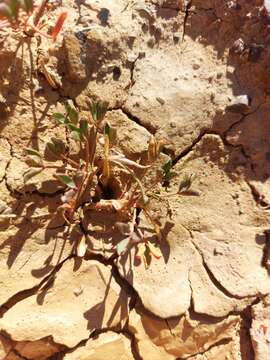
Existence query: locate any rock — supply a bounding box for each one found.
[154,0,182,9]
[0,222,74,306]
[230,38,245,54]
[251,297,270,360]
[124,45,234,158]
[6,157,63,194]
[117,223,194,318]
[172,134,270,299]
[63,32,87,83]
[105,110,151,157]
[15,339,60,360]
[190,259,254,317]
[0,259,129,348]
[0,334,13,359]
[226,103,270,206]
[64,332,133,360]
[129,307,240,359]
[117,134,269,319]
[226,95,251,113]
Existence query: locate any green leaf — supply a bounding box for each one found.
[56,174,76,189]
[53,113,69,124]
[67,123,82,141]
[65,100,79,124]
[71,131,81,141]
[104,123,110,136]
[25,155,43,167]
[116,238,130,256]
[162,160,173,183]
[0,3,13,20]
[103,123,117,145]
[26,148,42,158]
[89,101,109,123]
[47,138,66,155]
[19,0,33,12]
[79,120,88,138]
[8,0,20,20]
[178,174,196,193]
[144,245,152,268]
[23,168,43,183]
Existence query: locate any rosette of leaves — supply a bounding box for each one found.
[24,99,196,267]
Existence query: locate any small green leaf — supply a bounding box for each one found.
[116,238,130,256]
[89,101,108,123]
[104,123,110,136]
[0,3,13,20]
[178,174,196,193]
[53,113,69,124]
[103,123,117,145]
[65,100,79,124]
[56,174,76,189]
[8,0,20,20]
[144,245,152,268]
[19,0,33,12]
[162,160,173,183]
[26,148,42,158]
[23,168,43,183]
[47,138,66,155]
[79,120,88,138]
[67,123,82,141]
[25,155,43,167]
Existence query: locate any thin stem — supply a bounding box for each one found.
[60,154,80,168]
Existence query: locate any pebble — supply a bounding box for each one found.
[226,95,251,113]
[156,97,165,105]
[73,287,83,296]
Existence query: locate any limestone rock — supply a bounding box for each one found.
[129,307,240,359]
[124,45,234,158]
[226,103,270,206]
[63,32,87,83]
[105,110,151,157]
[0,223,74,306]
[0,259,129,348]
[172,134,270,299]
[64,332,133,360]
[6,157,63,194]
[251,297,270,360]
[0,334,13,359]
[117,223,194,318]
[15,338,61,360]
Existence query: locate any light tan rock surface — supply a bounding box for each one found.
[64,332,133,360]
[0,259,130,351]
[129,306,240,359]
[0,0,270,359]
[250,296,270,360]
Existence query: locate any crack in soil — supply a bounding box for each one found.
[246,180,270,209]
[187,230,255,301]
[0,254,73,318]
[182,0,192,42]
[176,338,232,360]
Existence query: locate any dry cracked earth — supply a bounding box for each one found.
[0,0,270,359]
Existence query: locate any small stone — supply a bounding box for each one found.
[226,95,251,113]
[73,287,83,296]
[173,32,181,43]
[192,63,200,70]
[156,97,165,105]
[230,38,245,54]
